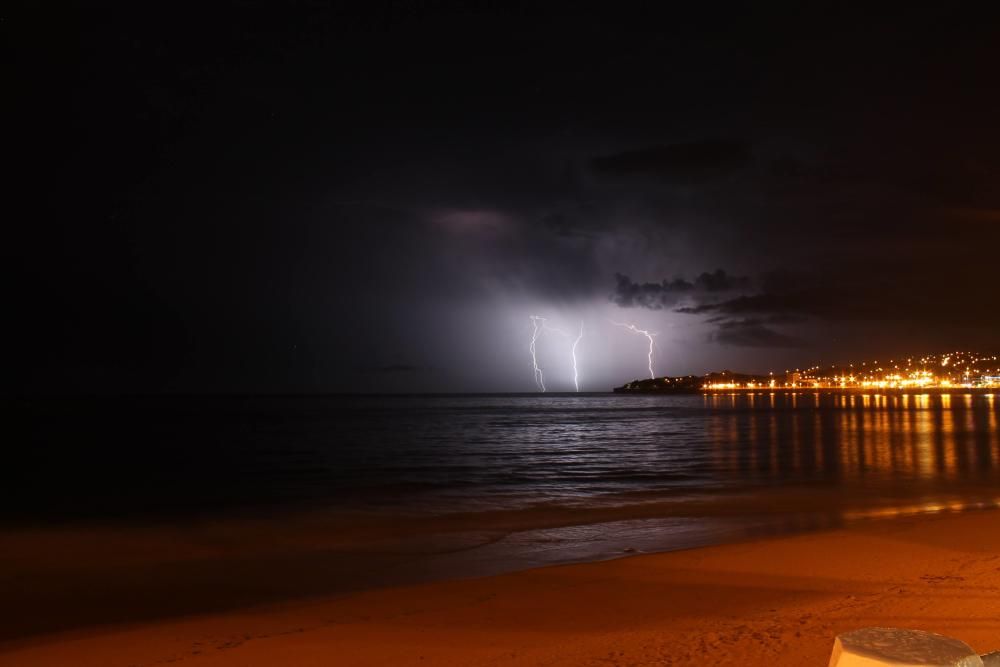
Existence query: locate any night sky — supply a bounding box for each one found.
[8,3,1000,394]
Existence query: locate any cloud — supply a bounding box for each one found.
[614,269,816,348]
[592,140,750,183]
[611,273,694,309]
[708,318,805,348]
[675,291,819,316]
[692,269,753,292]
[611,270,751,309]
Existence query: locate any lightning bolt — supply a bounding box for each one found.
[529,316,547,392]
[541,321,585,392]
[572,322,583,392]
[611,321,657,379]
[529,317,585,392]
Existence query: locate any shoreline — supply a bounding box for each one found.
[615,386,1000,394]
[2,509,999,665]
[2,485,999,643]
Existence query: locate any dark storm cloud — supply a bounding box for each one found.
[709,319,804,348]
[616,258,1000,350]
[613,268,816,348]
[667,273,868,346]
[612,270,818,348]
[611,273,696,308]
[675,291,819,317]
[693,269,753,292]
[612,270,751,309]
[10,3,1000,392]
[679,288,833,349]
[592,140,750,183]
[669,257,1000,350]
[673,268,917,323]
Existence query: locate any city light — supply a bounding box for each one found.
[618,352,1000,393]
[699,352,999,391]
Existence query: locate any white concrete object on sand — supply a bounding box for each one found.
[980,653,1000,667]
[829,628,984,667]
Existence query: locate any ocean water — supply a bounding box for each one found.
[7,392,1000,567]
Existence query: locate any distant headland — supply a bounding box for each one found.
[614,351,1000,393]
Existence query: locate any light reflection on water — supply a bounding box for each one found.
[8,393,1000,593]
[701,392,1000,487]
[346,392,999,513]
[8,392,1000,535]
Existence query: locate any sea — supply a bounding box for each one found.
[7,392,1000,586]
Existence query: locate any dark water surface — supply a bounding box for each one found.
[8,392,1000,538]
[3,392,1000,640]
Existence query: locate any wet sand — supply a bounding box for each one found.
[1,509,998,666]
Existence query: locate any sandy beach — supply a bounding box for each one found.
[1,509,998,666]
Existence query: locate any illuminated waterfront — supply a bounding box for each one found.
[619,351,1000,392]
[707,351,1000,390]
[703,391,1000,487]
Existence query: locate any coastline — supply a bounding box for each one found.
[615,386,1000,394]
[2,509,998,665]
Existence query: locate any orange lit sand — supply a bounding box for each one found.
[1,510,998,666]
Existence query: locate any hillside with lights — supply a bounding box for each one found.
[614,351,1000,393]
